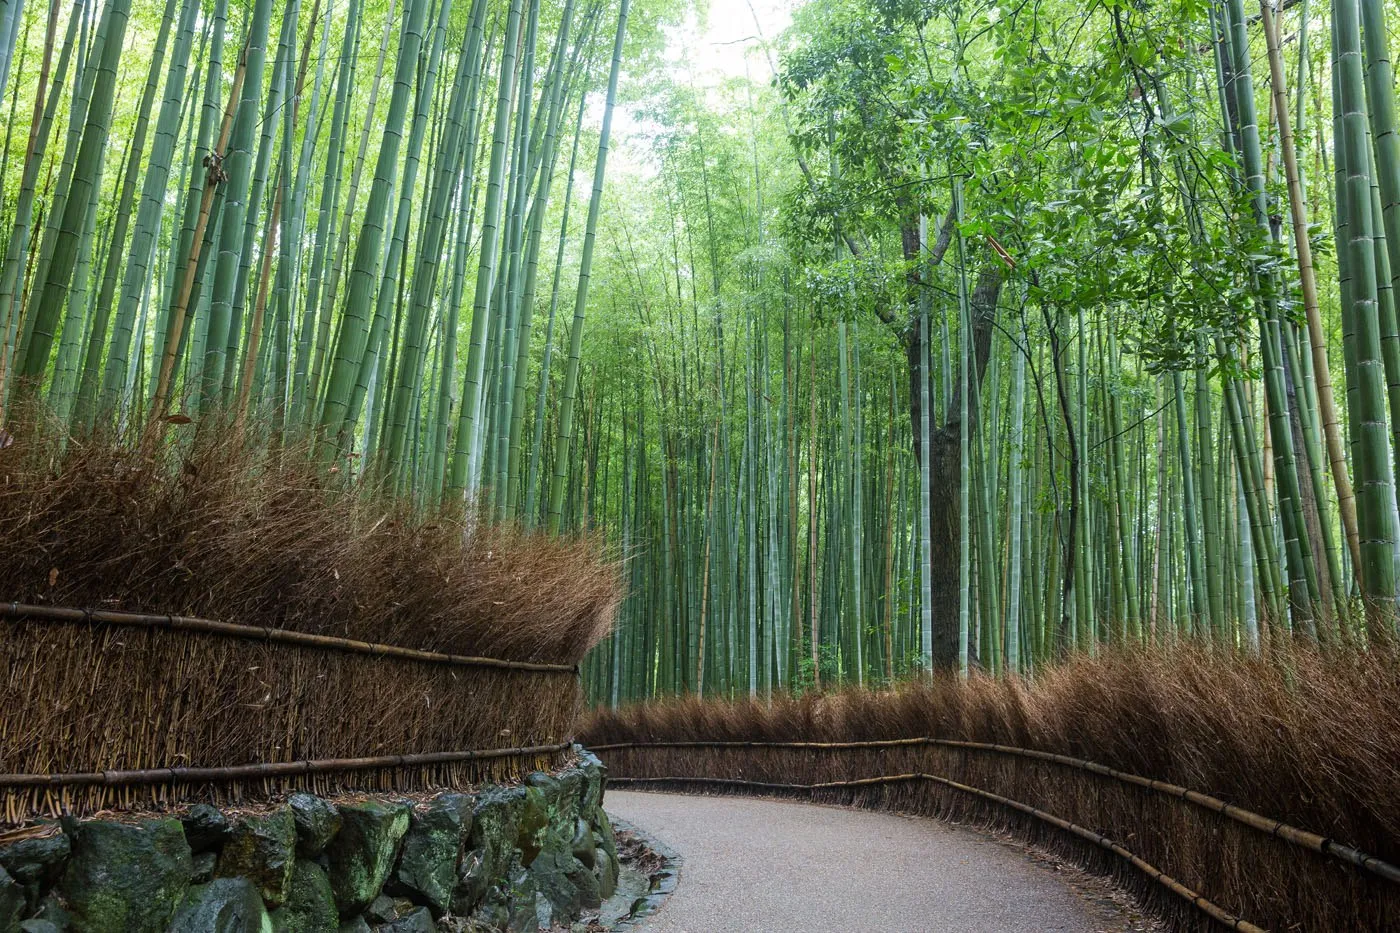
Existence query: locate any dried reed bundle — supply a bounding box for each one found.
[0,422,621,663]
[0,422,620,823]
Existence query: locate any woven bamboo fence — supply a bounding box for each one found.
[594,738,1400,932]
[1,603,582,824]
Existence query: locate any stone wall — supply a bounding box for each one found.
[0,749,617,933]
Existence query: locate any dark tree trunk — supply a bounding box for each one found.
[908,264,1002,669]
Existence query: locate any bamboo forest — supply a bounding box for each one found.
[2,0,1400,705]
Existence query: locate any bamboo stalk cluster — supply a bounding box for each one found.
[568,0,1400,702]
[0,0,631,524]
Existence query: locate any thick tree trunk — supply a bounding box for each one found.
[910,265,1001,669]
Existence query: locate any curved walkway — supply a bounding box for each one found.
[606,790,1143,932]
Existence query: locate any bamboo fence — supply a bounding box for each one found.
[598,738,1400,932]
[1,603,584,823]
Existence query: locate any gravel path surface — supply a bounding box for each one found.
[606,790,1139,933]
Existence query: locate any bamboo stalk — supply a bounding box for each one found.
[1259,0,1362,580]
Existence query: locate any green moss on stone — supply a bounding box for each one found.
[514,788,550,868]
[169,878,273,933]
[326,801,410,916]
[217,808,297,908]
[391,796,469,917]
[269,860,337,933]
[55,817,192,932]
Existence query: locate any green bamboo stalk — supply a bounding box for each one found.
[16,0,129,389]
[318,0,431,451]
[1335,0,1400,620]
[544,0,629,528]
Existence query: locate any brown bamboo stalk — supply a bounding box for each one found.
[150,46,249,418]
[1,602,580,673]
[1259,0,1361,577]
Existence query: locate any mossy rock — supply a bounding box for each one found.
[169,878,273,933]
[468,859,536,933]
[193,851,218,885]
[217,808,297,908]
[182,805,233,853]
[326,801,410,916]
[463,788,523,894]
[526,835,598,919]
[18,920,62,933]
[269,860,338,933]
[0,832,70,888]
[54,817,191,932]
[362,894,396,925]
[463,894,508,933]
[572,750,607,813]
[449,848,490,918]
[550,770,585,828]
[591,808,617,873]
[390,796,470,918]
[593,846,616,901]
[525,844,580,919]
[513,787,550,868]
[522,773,558,799]
[1,864,26,933]
[27,895,69,932]
[569,819,593,869]
[380,905,435,932]
[289,796,342,859]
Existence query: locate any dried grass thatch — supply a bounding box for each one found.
[580,646,1400,932]
[0,423,621,823]
[0,424,620,661]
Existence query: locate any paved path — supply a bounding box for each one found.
[606,790,1136,933]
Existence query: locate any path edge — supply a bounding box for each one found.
[605,813,683,929]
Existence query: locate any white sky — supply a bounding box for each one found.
[606,0,796,175]
[680,0,795,85]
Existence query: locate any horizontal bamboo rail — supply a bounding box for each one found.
[0,743,573,788]
[3,602,579,673]
[611,772,1264,932]
[594,737,1400,886]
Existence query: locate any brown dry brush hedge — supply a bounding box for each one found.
[0,423,621,663]
[0,423,621,819]
[580,647,1400,932]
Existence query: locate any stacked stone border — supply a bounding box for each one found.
[0,748,620,933]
